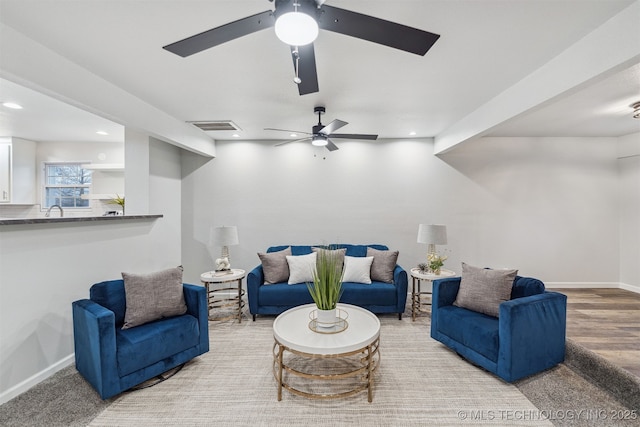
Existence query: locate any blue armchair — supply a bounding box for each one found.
[431,276,566,382]
[72,280,209,399]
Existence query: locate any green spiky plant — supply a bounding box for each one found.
[306,249,344,310]
[109,194,125,208]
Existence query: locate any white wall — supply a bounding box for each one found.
[618,132,640,289]
[180,136,622,287]
[0,138,182,403]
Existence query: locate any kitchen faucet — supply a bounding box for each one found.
[45,204,64,217]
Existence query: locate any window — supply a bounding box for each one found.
[44,163,92,208]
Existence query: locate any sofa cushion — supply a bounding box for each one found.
[258,281,396,307]
[258,247,291,284]
[286,252,317,284]
[269,245,313,255]
[367,247,398,283]
[437,305,500,362]
[116,314,199,377]
[341,281,397,305]
[342,256,374,284]
[341,244,388,257]
[453,263,517,317]
[121,267,187,329]
[259,282,316,307]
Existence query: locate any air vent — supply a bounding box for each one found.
[188,121,241,132]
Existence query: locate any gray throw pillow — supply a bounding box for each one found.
[453,262,518,317]
[258,247,292,284]
[312,247,347,268]
[122,266,187,329]
[367,247,399,283]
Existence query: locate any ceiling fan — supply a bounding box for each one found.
[163,0,440,96]
[266,106,378,151]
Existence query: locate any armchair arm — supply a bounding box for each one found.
[430,278,461,338]
[72,299,119,399]
[183,284,209,353]
[393,265,408,314]
[498,291,567,382]
[247,265,264,314]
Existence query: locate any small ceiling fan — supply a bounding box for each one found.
[266,106,378,151]
[163,0,440,96]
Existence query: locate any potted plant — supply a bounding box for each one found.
[109,194,125,214]
[306,249,344,327]
[427,252,448,275]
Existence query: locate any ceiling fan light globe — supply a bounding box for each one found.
[275,12,318,46]
[312,136,328,146]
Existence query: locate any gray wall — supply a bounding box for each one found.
[180,135,636,288]
[0,138,182,403]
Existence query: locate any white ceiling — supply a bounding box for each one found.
[0,0,638,146]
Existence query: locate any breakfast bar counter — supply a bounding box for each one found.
[0,214,163,226]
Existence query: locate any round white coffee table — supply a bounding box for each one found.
[272,303,380,402]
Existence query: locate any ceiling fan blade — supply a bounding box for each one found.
[264,128,311,135]
[318,5,440,56]
[325,139,339,152]
[274,137,311,147]
[329,133,378,140]
[319,119,348,135]
[292,44,319,95]
[163,10,274,57]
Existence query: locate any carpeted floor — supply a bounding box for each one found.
[1,312,638,426]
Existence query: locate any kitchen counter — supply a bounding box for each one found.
[0,214,163,226]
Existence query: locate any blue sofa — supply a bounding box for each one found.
[248,244,408,320]
[72,280,209,399]
[431,276,566,382]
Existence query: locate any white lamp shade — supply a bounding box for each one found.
[274,11,319,46]
[417,224,447,245]
[210,226,239,247]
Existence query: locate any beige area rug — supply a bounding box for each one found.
[89,314,552,427]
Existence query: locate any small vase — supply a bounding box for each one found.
[432,268,441,275]
[316,308,337,328]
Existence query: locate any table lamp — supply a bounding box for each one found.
[417,224,447,261]
[210,226,239,271]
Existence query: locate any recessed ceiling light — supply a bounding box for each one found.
[232,133,240,138]
[96,131,109,135]
[290,133,298,137]
[409,131,417,136]
[2,102,23,109]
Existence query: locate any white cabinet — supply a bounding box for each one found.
[0,137,36,204]
[0,144,10,202]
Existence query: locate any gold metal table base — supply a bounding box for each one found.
[202,279,245,322]
[272,337,380,402]
[411,276,432,321]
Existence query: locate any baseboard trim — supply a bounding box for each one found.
[545,282,640,294]
[0,353,74,405]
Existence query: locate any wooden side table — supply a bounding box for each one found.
[409,268,457,321]
[200,269,246,322]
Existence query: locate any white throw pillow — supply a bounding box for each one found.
[342,256,374,284]
[286,252,317,284]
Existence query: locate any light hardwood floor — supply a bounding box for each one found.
[555,288,640,378]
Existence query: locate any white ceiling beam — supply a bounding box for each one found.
[0,23,216,158]
[434,0,640,155]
